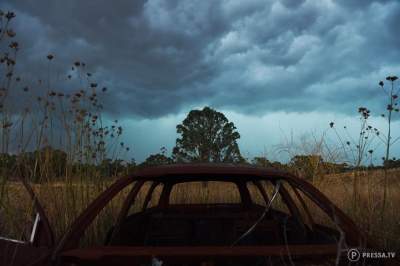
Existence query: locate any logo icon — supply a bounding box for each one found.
[347,248,361,262]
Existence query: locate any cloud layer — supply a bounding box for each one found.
[3,0,400,119]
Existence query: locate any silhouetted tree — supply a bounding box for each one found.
[173,107,243,163]
[141,153,173,167]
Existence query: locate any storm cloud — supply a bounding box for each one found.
[2,0,400,119]
[1,0,400,162]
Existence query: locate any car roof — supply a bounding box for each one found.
[130,163,294,182]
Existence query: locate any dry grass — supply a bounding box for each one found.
[317,168,400,252]
[1,168,399,253]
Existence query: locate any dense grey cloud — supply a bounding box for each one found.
[2,0,400,119]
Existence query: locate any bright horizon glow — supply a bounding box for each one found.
[119,110,400,164]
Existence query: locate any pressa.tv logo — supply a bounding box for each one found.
[347,248,396,262]
[347,248,361,262]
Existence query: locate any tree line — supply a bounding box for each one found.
[2,106,397,182]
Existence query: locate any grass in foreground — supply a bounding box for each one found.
[0,168,399,253]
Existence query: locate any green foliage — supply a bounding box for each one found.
[383,159,400,169]
[173,107,243,163]
[251,156,289,171]
[140,153,173,168]
[251,157,272,167]
[96,159,136,177]
[0,150,136,182]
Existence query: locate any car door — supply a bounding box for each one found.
[0,177,54,266]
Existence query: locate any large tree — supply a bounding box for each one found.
[173,107,243,163]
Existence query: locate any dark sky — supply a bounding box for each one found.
[1,0,400,162]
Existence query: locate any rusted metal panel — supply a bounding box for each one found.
[142,181,160,210]
[60,244,339,261]
[51,163,370,263]
[290,183,315,231]
[0,240,51,266]
[53,175,136,255]
[159,182,173,208]
[253,180,270,203]
[235,181,252,206]
[281,173,367,247]
[109,180,145,244]
[5,163,396,266]
[129,163,287,182]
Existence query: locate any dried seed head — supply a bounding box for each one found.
[9,42,18,49]
[386,76,398,82]
[5,12,16,20]
[2,122,13,128]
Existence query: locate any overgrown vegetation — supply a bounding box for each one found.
[0,10,399,259]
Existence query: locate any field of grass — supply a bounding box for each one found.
[319,168,400,251]
[1,167,399,253]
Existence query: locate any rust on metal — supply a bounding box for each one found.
[235,180,252,206]
[142,181,160,211]
[110,180,145,243]
[4,163,380,265]
[60,244,339,261]
[54,164,368,255]
[3,164,371,265]
[290,182,315,231]
[53,174,136,254]
[253,180,270,203]
[158,182,173,208]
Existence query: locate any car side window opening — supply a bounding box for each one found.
[290,184,340,230]
[142,182,163,210]
[257,180,291,215]
[279,180,342,245]
[247,180,270,206]
[124,181,163,215]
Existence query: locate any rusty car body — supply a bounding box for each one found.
[0,163,383,265]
